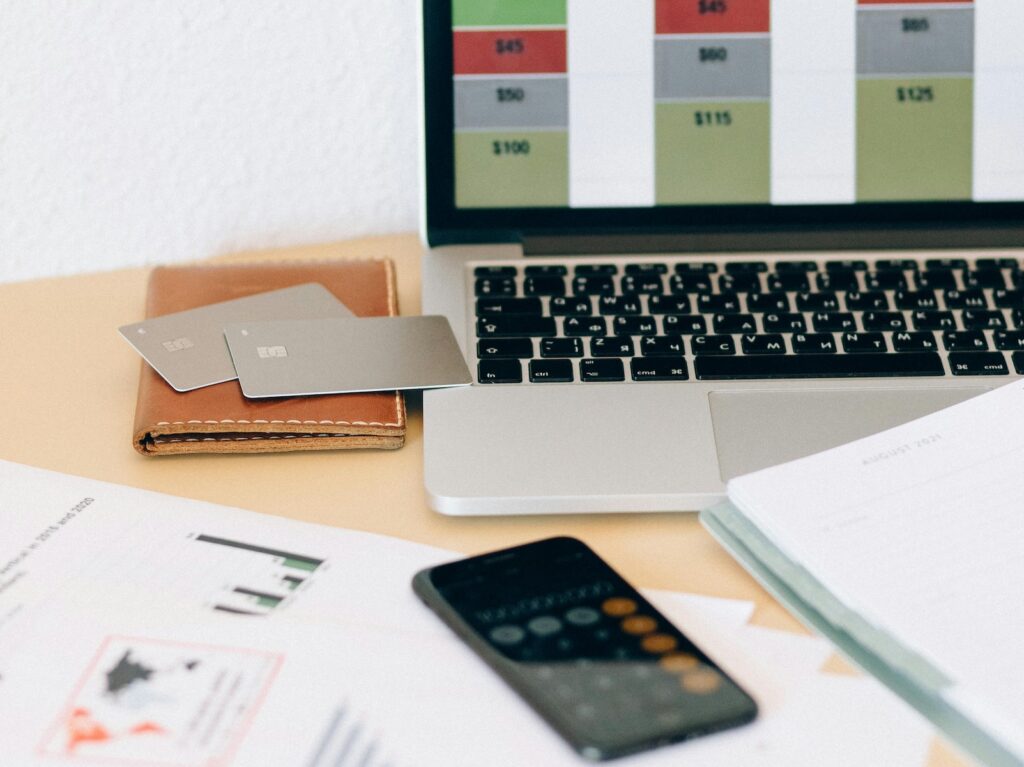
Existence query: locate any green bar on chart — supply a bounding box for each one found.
[452,0,566,28]
[455,131,569,208]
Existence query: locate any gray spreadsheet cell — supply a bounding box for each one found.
[655,38,770,101]
[454,77,568,129]
[857,7,974,76]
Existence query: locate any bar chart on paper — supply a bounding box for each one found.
[856,0,975,201]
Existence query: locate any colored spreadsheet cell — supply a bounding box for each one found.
[454,30,567,75]
[858,1,971,5]
[656,101,770,204]
[656,0,770,35]
[655,38,770,100]
[452,0,567,28]
[455,131,569,208]
[857,77,973,201]
[455,77,568,130]
[857,8,974,76]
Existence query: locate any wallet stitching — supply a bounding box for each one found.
[155,419,402,427]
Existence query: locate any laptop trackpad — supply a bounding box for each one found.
[709,387,989,481]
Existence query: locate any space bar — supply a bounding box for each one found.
[695,353,945,380]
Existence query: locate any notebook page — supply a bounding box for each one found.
[726,381,1024,749]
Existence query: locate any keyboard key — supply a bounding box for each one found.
[572,276,615,296]
[766,273,810,292]
[911,310,956,330]
[796,292,839,311]
[590,336,634,357]
[1014,351,1024,374]
[697,294,742,314]
[865,271,907,290]
[1015,309,1024,328]
[692,335,736,355]
[719,273,761,293]
[631,357,688,381]
[747,293,790,312]
[549,297,592,316]
[524,265,567,277]
[524,276,566,297]
[476,298,542,315]
[478,316,556,337]
[943,330,988,351]
[926,258,967,270]
[812,312,857,332]
[775,260,818,272]
[675,262,718,273]
[626,263,668,275]
[647,295,690,314]
[580,358,625,382]
[474,265,517,277]
[725,261,767,273]
[640,335,685,356]
[575,264,617,275]
[475,278,516,297]
[895,290,939,310]
[892,331,938,352]
[995,331,1024,351]
[695,353,944,380]
[948,352,1009,376]
[914,270,957,290]
[621,275,664,295]
[963,269,1006,289]
[670,274,713,293]
[540,337,584,358]
[817,271,860,291]
[862,311,906,331]
[563,317,607,336]
[841,332,888,353]
[975,258,1019,269]
[826,260,868,272]
[598,295,642,316]
[713,313,757,334]
[477,338,533,359]
[741,334,786,354]
[529,359,574,383]
[844,291,889,310]
[943,289,988,309]
[662,314,707,334]
[962,310,1006,330]
[993,289,1024,309]
[478,359,522,383]
[875,259,918,271]
[792,333,837,354]
[762,312,806,333]
[613,316,657,335]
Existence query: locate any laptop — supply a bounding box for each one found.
[419,0,1024,515]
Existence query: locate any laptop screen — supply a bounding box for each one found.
[424,1,1024,243]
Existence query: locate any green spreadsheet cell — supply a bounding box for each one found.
[857,77,973,202]
[453,1,566,27]
[455,131,568,208]
[656,101,770,204]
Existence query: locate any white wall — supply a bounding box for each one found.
[0,0,421,283]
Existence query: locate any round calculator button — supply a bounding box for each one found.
[565,607,600,626]
[602,598,638,617]
[527,616,563,636]
[681,667,722,695]
[641,634,679,654]
[659,652,699,673]
[621,615,657,635]
[490,625,526,645]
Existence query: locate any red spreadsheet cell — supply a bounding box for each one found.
[656,0,770,35]
[453,30,567,75]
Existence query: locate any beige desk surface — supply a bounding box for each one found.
[0,234,963,766]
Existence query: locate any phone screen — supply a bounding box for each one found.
[413,537,757,761]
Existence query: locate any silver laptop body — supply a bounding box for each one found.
[419,0,1024,515]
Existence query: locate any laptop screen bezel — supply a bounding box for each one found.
[422,0,1024,249]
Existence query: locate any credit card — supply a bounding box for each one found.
[119,283,352,392]
[223,316,472,398]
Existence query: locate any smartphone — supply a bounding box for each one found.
[412,536,757,761]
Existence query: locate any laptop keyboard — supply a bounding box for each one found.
[471,257,1024,384]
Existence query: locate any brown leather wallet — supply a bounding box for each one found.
[132,260,405,455]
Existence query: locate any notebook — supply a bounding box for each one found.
[418,0,1024,515]
[701,380,1024,767]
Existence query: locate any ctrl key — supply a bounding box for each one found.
[478,359,522,384]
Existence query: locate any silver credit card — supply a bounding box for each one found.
[119,283,353,392]
[224,316,472,398]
